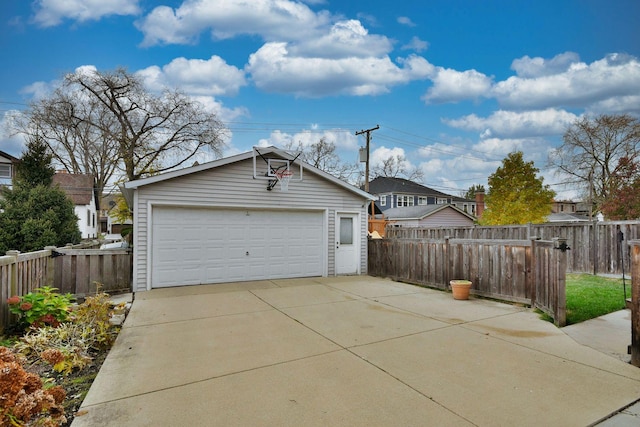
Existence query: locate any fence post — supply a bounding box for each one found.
[630,241,640,367]
[553,238,568,327]
[529,238,537,307]
[444,236,450,287]
[6,250,20,298]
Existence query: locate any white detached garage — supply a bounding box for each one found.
[124,147,375,291]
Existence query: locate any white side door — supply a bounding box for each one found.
[335,213,359,275]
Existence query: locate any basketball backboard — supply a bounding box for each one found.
[252,146,303,191]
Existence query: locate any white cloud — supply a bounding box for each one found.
[0,111,26,157]
[257,128,358,151]
[136,0,331,46]
[136,56,246,96]
[401,36,428,53]
[247,43,433,96]
[587,95,640,114]
[443,108,579,138]
[397,16,416,27]
[493,53,640,109]
[290,20,392,59]
[33,0,140,27]
[511,52,580,78]
[370,146,412,170]
[421,67,492,104]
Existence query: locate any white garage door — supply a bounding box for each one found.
[151,207,324,288]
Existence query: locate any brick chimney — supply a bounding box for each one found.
[475,190,485,218]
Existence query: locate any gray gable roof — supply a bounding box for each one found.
[368,176,468,200]
[124,147,375,201]
[383,204,475,221]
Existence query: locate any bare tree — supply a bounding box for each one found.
[21,67,227,186]
[287,138,359,183]
[25,87,120,206]
[549,114,640,207]
[372,154,424,182]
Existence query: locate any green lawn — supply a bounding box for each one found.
[564,273,628,325]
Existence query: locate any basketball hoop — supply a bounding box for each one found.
[275,170,293,192]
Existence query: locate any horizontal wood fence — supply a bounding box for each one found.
[386,221,640,276]
[368,237,567,326]
[0,247,132,330]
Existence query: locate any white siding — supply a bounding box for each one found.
[131,158,368,291]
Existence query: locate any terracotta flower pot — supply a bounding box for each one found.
[450,280,472,300]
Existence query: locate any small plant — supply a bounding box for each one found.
[0,346,67,426]
[7,286,75,331]
[14,288,121,375]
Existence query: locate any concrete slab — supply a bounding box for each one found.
[73,276,640,427]
[72,351,473,427]
[320,276,431,298]
[282,298,450,347]
[597,400,640,426]
[353,326,640,427]
[251,284,361,308]
[466,311,640,377]
[136,280,279,300]
[81,309,340,405]
[376,289,525,324]
[563,309,632,363]
[125,291,271,327]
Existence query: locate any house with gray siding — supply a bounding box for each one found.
[123,147,375,291]
[369,176,478,216]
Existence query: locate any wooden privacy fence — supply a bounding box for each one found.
[629,240,640,367]
[386,221,640,276]
[368,237,567,326]
[0,247,132,330]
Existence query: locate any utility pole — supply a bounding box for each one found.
[356,125,379,223]
[355,125,379,193]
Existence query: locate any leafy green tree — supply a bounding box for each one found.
[15,134,55,187]
[0,138,80,252]
[480,151,555,225]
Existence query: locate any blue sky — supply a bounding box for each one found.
[1,0,639,199]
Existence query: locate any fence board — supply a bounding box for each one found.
[368,236,567,324]
[386,221,639,276]
[1,248,132,330]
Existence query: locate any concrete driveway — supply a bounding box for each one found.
[72,276,640,426]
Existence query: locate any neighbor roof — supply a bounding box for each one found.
[124,147,375,201]
[546,213,590,223]
[368,176,454,198]
[383,204,475,221]
[53,172,95,205]
[0,150,19,162]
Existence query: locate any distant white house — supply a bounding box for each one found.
[53,172,98,239]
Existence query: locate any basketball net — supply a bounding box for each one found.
[275,170,293,192]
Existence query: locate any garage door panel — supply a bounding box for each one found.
[151,207,324,288]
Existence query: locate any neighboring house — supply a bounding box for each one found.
[99,193,132,235]
[123,147,375,291]
[546,212,591,222]
[384,204,476,228]
[0,150,19,189]
[552,200,578,214]
[368,176,478,216]
[53,172,99,239]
